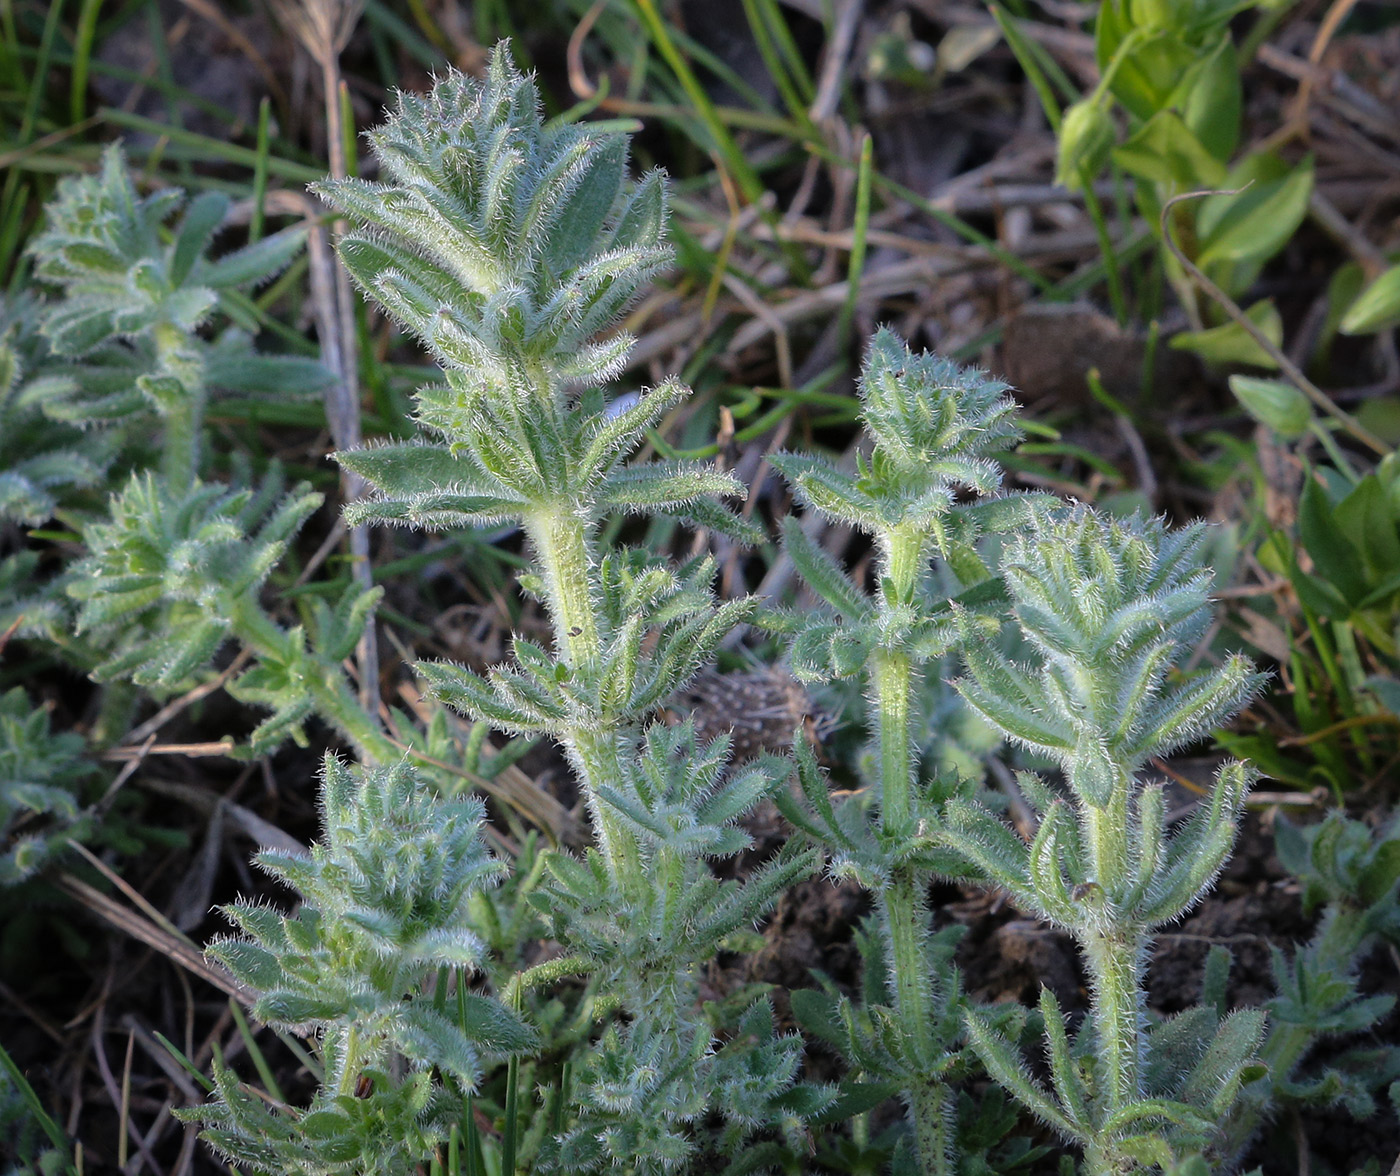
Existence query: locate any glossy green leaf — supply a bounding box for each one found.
[1170,300,1282,369]
[1341,264,1400,335]
[1229,375,1310,438]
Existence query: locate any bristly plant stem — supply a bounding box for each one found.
[152,321,204,491]
[525,507,640,876]
[875,522,951,1176]
[774,333,1026,1176]
[527,509,602,673]
[1082,926,1144,1115]
[1081,777,1143,1114]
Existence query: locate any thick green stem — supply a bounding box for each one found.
[873,522,951,1176]
[1081,776,1145,1138]
[568,727,639,878]
[875,521,925,828]
[524,507,635,874]
[885,870,953,1176]
[874,649,915,828]
[334,1025,363,1097]
[526,508,601,672]
[152,322,205,492]
[1081,926,1146,1119]
[908,1079,953,1176]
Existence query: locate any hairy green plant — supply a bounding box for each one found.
[313,48,822,1170]
[0,295,113,527]
[945,508,1265,1172]
[63,465,392,759]
[770,329,1038,1175]
[26,145,325,489]
[8,142,387,766]
[1210,810,1400,1160]
[0,686,97,884]
[181,755,533,1176]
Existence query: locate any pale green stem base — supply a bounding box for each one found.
[152,322,205,492]
[873,523,953,1176]
[524,507,636,876]
[1081,784,1147,1166]
[1081,927,1146,1120]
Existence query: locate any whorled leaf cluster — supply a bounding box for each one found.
[0,687,97,884]
[185,757,533,1175]
[959,510,1261,812]
[27,145,326,487]
[944,508,1267,1170]
[67,469,322,687]
[0,295,114,527]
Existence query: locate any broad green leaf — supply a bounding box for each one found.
[1170,300,1281,369]
[1298,475,1367,608]
[1334,474,1400,586]
[1341,264,1400,335]
[1197,154,1313,268]
[1355,399,1400,448]
[1096,5,1198,121]
[1229,375,1310,438]
[1181,35,1240,162]
[1112,111,1226,188]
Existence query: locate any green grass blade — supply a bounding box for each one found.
[0,1039,77,1170]
[502,1054,519,1176]
[740,0,817,136]
[753,0,814,103]
[250,96,271,243]
[990,3,1076,123]
[363,0,443,69]
[836,132,873,350]
[19,0,65,144]
[70,0,104,126]
[631,0,764,203]
[99,108,325,181]
[151,1031,216,1094]
[228,998,286,1104]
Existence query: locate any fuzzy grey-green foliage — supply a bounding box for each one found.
[62,464,390,758]
[0,296,114,527]
[183,757,532,1175]
[314,51,748,543]
[1207,812,1400,1159]
[27,145,327,488]
[315,48,823,1171]
[68,469,321,687]
[948,508,1266,1172]
[0,687,97,885]
[771,331,1041,1175]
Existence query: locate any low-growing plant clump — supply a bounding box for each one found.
[3,8,1400,1176]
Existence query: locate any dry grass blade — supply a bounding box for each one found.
[57,869,251,1007]
[273,0,379,729]
[269,0,365,67]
